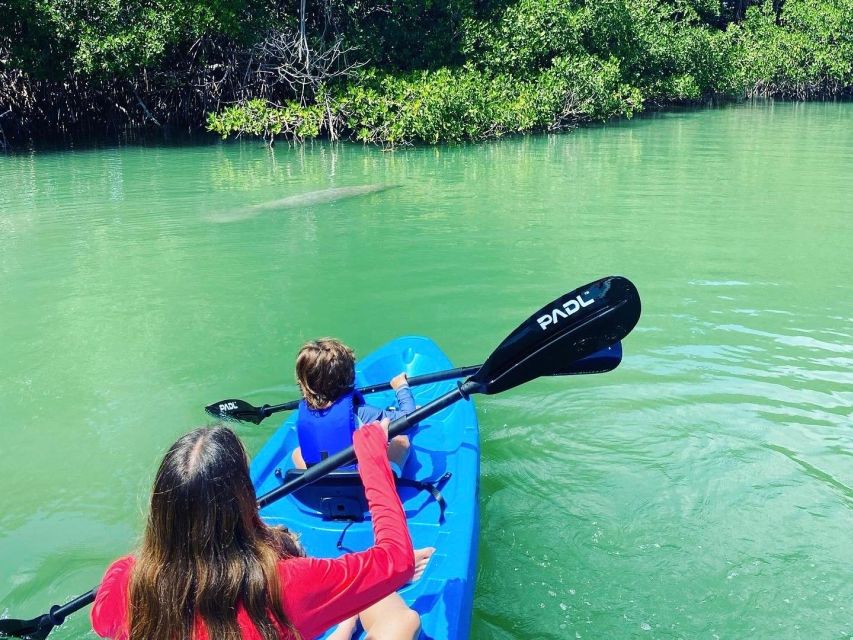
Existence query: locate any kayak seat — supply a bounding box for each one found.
[283,469,368,522]
[282,468,453,523]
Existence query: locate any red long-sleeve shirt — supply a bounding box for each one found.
[91,423,414,640]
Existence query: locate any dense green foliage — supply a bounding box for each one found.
[206,98,325,142]
[2,0,852,146]
[732,1,853,97]
[334,61,642,145]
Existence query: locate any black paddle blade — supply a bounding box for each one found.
[204,398,266,424]
[0,615,53,640]
[472,276,640,395]
[555,340,622,375]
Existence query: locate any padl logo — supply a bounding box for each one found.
[537,292,596,330]
[219,401,239,412]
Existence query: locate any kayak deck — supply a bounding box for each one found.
[251,336,480,640]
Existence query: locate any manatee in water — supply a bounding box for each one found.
[207,184,400,223]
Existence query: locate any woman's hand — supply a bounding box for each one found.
[353,419,392,465]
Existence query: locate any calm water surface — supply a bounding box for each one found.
[1,102,851,639]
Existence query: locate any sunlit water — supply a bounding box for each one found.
[1,102,851,639]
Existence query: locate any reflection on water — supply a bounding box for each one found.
[1,102,851,639]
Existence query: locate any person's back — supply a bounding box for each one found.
[91,424,420,640]
[291,338,415,475]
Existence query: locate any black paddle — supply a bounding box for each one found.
[0,275,640,640]
[205,342,624,425]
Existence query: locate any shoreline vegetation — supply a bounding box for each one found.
[2,0,852,149]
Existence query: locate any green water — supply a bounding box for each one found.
[1,102,851,639]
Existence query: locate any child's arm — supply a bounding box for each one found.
[390,372,416,415]
[355,372,416,424]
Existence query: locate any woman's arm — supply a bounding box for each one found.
[278,422,414,638]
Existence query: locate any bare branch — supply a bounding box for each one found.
[250,29,364,104]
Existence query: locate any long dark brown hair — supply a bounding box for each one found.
[128,426,302,640]
[295,338,356,408]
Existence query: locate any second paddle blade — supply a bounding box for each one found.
[204,398,266,424]
[471,276,640,395]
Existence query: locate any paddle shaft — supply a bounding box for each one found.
[256,365,481,419]
[49,590,96,625]
[206,341,623,424]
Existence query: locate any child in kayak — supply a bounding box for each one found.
[92,422,433,640]
[290,338,415,476]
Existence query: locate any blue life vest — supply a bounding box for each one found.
[296,390,361,468]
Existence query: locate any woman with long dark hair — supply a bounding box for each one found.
[90,421,422,639]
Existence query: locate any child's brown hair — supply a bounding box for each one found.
[295,338,356,408]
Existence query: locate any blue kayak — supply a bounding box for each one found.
[250,336,480,640]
